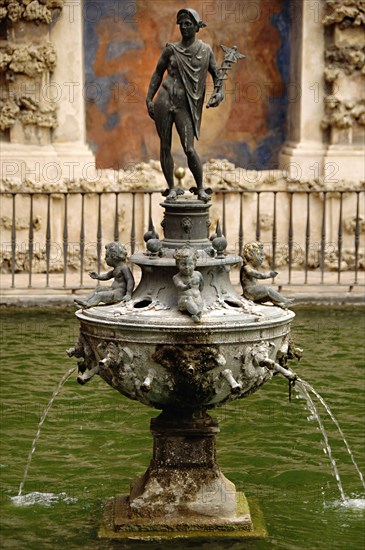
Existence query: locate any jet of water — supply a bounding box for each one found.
[298,378,365,491]
[17,366,77,497]
[294,381,346,501]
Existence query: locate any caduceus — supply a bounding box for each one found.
[207,45,246,108]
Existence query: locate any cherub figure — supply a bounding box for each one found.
[240,242,293,308]
[75,242,134,308]
[173,247,204,322]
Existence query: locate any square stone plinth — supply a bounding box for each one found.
[98,493,267,542]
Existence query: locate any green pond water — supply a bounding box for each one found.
[0,306,364,550]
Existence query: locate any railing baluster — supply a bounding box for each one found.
[80,193,85,287]
[11,194,16,288]
[354,191,360,285]
[222,193,227,238]
[28,194,34,288]
[45,194,51,288]
[114,192,119,242]
[337,192,343,285]
[97,193,102,273]
[288,192,293,284]
[238,192,243,256]
[320,192,327,284]
[304,192,310,284]
[131,192,136,254]
[148,192,152,230]
[255,192,261,242]
[63,193,68,288]
[271,192,277,277]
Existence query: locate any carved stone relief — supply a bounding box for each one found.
[0,1,64,25]
[322,1,365,29]
[0,2,63,139]
[322,0,365,141]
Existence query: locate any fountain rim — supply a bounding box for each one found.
[130,252,242,267]
[75,307,295,333]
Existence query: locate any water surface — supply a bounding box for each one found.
[0,306,364,549]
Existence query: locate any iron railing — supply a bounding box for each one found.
[1,189,363,292]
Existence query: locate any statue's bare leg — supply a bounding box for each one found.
[267,288,294,308]
[175,111,210,202]
[154,91,176,198]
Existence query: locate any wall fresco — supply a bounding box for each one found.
[83,0,290,171]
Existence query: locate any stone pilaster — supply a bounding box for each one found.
[0,0,94,183]
[279,0,365,183]
[322,0,365,182]
[279,0,327,180]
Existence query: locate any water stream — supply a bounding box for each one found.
[294,378,365,505]
[12,366,77,503]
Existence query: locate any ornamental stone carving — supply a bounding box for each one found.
[322,1,365,29]
[322,0,365,141]
[0,0,64,25]
[0,2,62,141]
[324,46,365,77]
[0,95,57,131]
[0,43,57,77]
[322,98,365,130]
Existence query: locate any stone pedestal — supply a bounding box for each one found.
[130,411,240,520]
[161,199,212,250]
[99,411,267,541]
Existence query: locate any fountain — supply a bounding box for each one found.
[67,8,299,541]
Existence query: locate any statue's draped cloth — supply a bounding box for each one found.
[168,40,212,139]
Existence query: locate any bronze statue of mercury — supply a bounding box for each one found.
[146,8,224,202]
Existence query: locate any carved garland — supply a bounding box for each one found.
[322,0,365,133]
[0,1,63,133]
[0,0,64,25]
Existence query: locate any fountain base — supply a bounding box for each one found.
[99,411,267,541]
[99,494,267,541]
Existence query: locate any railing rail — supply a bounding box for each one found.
[1,188,364,292]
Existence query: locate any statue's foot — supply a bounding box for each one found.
[191,314,202,323]
[74,298,88,308]
[162,188,177,200]
[176,187,185,196]
[276,298,295,309]
[189,186,213,202]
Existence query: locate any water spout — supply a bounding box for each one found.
[77,365,100,385]
[222,369,242,393]
[141,369,156,392]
